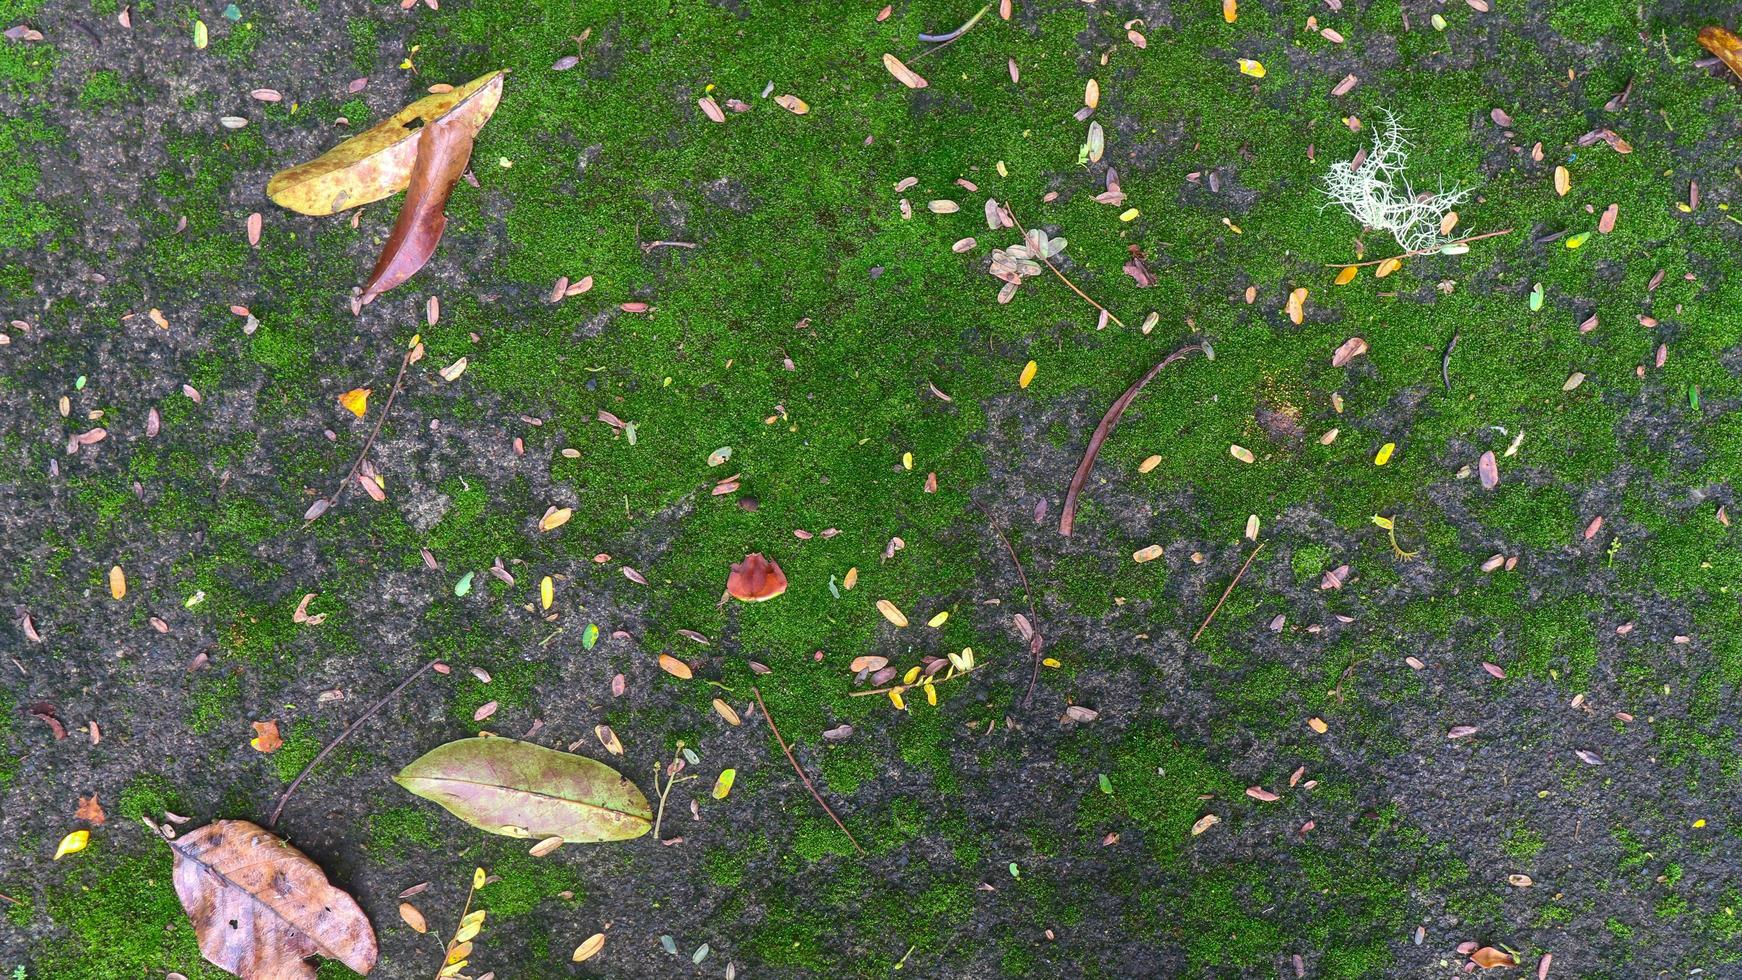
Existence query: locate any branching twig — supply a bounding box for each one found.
[639,240,697,254]
[650,743,696,841]
[848,663,980,697]
[268,659,435,827]
[305,344,414,527]
[751,686,864,856]
[1004,204,1126,328]
[979,505,1044,707]
[1324,227,1514,270]
[1191,542,1266,644]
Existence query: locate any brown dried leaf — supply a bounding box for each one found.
[76,794,106,825]
[1699,25,1742,82]
[882,53,928,89]
[359,106,479,302]
[1470,947,1517,968]
[170,820,378,978]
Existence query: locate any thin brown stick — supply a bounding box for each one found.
[306,345,414,527]
[1004,205,1126,327]
[848,665,978,697]
[1060,344,1202,536]
[979,505,1044,707]
[1191,542,1266,644]
[1324,227,1514,269]
[751,685,864,856]
[268,659,435,827]
[639,240,697,253]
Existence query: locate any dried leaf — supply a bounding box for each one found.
[875,599,909,627]
[339,387,370,417]
[572,933,607,962]
[1553,165,1570,196]
[1470,947,1517,968]
[108,565,127,600]
[54,830,89,860]
[76,794,107,825]
[882,53,928,89]
[539,507,573,532]
[1698,25,1742,82]
[1331,336,1368,367]
[267,71,504,215]
[1478,451,1499,489]
[773,94,808,114]
[399,902,428,933]
[170,820,378,978]
[1191,813,1220,835]
[360,105,481,301]
[1285,287,1307,324]
[657,654,692,679]
[250,720,283,753]
[697,96,725,123]
[394,738,652,842]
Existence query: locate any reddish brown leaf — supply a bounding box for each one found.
[360,110,479,302]
[76,794,107,825]
[170,820,378,979]
[1060,344,1204,536]
[1478,451,1499,489]
[1470,947,1516,968]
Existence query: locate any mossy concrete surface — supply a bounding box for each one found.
[1,0,1741,977]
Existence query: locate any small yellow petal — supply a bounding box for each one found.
[1334,265,1359,285]
[901,451,914,471]
[472,867,487,890]
[712,768,736,799]
[1237,58,1266,78]
[338,387,371,417]
[1119,208,1140,222]
[1042,657,1061,668]
[926,611,949,628]
[539,576,554,610]
[108,565,126,600]
[876,599,909,627]
[924,682,937,706]
[1223,0,1237,22]
[889,687,906,710]
[1375,257,1402,278]
[903,666,922,685]
[1019,360,1038,389]
[1374,442,1396,466]
[55,830,90,860]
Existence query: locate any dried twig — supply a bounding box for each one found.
[979,505,1045,707]
[305,344,414,527]
[639,240,697,254]
[1191,542,1266,644]
[751,686,864,856]
[1060,344,1203,536]
[1441,332,1459,393]
[1004,204,1126,328]
[1324,227,1514,269]
[268,659,435,827]
[848,663,980,697]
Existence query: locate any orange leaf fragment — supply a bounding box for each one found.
[250,720,283,753]
[657,654,693,679]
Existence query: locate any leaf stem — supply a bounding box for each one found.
[306,342,415,527]
[1191,541,1265,644]
[1324,227,1514,269]
[751,686,865,856]
[267,659,435,827]
[1003,204,1126,327]
[650,744,695,842]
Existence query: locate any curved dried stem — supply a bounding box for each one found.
[1003,204,1126,328]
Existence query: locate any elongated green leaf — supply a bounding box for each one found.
[394,738,652,842]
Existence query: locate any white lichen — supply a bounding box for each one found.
[1321,112,1472,252]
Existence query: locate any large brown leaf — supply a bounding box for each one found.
[265,71,505,216]
[170,820,377,980]
[394,737,652,842]
[358,108,478,302]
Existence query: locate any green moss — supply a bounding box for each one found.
[209,18,261,61]
[38,847,228,979]
[367,805,444,861]
[116,773,182,822]
[818,742,876,796]
[187,673,241,735]
[78,69,126,109]
[474,844,583,918]
[704,847,748,888]
[346,16,378,72]
[1502,823,1546,861]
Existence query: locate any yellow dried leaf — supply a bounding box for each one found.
[1334,265,1359,285]
[1222,0,1237,21]
[267,71,507,215]
[539,507,573,532]
[1563,372,1586,391]
[876,599,909,627]
[657,654,693,679]
[1042,657,1061,668]
[338,387,371,417]
[1019,360,1038,388]
[842,567,858,590]
[903,666,922,685]
[888,687,906,710]
[712,768,736,799]
[1084,79,1099,109]
[1307,717,1329,733]
[924,682,937,706]
[926,611,949,628]
[1440,211,1459,236]
[439,357,469,382]
[1554,165,1570,196]
[712,698,741,726]
[1237,58,1265,77]
[1375,257,1402,278]
[473,867,487,890]
[1374,442,1396,466]
[901,451,913,470]
[773,94,809,114]
[539,576,554,610]
[1132,544,1163,563]
[399,902,428,933]
[54,830,90,860]
[1245,514,1260,540]
[1320,428,1339,445]
[572,932,607,962]
[1138,454,1163,473]
[1285,287,1307,323]
[528,835,565,857]
[108,565,126,600]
